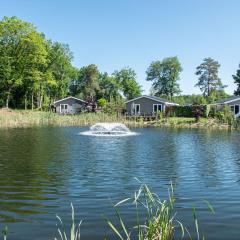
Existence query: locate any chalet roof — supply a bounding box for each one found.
[125,95,179,105]
[53,96,87,104]
[212,96,240,105]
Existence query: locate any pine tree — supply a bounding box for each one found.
[233,64,240,96]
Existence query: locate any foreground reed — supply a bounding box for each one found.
[55,203,82,240]
[106,182,178,240]
[53,182,214,240]
[0,183,214,240]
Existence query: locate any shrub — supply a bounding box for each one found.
[166,105,210,118]
[215,105,235,125]
[97,98,107,108]
[208,105,217,118]
[103,98,125,115]
[203,104,211,118]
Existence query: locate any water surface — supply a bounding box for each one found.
[0,127,240,239]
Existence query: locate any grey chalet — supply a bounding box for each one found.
[212,96,240,117]
[53,96,87,114]
[125,95,179,116]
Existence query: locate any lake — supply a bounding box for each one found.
[0,126,240,240]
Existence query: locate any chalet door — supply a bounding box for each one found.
[134,104,140,115]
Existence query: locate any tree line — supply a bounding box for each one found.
[1,16,240,110]
[0,16,141,109]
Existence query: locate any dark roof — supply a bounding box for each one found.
[213,96,240,104]
[53,96,87,104]
[125,95,179,105]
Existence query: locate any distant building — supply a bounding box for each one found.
[53,96,87,114]
[212,96,240,117]
[125,95,179,115]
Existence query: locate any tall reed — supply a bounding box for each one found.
[106,182,214,240]
[55,203,82,240]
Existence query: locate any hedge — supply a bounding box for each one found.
[165,105,211,118]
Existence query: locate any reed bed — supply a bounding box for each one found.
[0,109,234,130]
[0,110,121,128]
[0,110,151,129]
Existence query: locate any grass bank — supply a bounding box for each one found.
[153,117,231,130]
[0,109,234,130]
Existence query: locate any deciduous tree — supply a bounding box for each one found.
[0,16,48,108]
[146,57,182,98]
[113,67,142,100]
[77,64,100,103]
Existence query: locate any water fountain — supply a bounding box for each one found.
[80,123,137,136]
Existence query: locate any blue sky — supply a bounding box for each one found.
[0,0,239,95]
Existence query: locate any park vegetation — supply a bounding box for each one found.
[1,16,240,111]
[0,16,141,110]
[1,16,240,129]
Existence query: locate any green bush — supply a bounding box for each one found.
[97,98,107,108]
[166,105,210,118]
[204,104,211,118]
[215,105,235,125]
[208,105,217,118]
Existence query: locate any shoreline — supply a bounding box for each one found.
[0,109,234,130]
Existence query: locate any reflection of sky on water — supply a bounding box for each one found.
[0,127,240,239]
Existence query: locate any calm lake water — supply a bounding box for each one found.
[0,126,240,240]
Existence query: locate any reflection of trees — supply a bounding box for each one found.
[71,128,180,197]
[0,127,67,222]
[176,129,237,188]
[174,129,220,187]
[217,131,240,184]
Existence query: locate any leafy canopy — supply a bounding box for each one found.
[146,57,182,98]
[113,67,142,100]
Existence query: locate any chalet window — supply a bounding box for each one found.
[230,105,240,115]
[153,104,162,112]
[60,104,68,113]
[235,105,239,114]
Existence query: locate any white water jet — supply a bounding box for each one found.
[80,123,138,137]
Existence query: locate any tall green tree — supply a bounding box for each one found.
[98,72,121,101]
[233,64,240,96]
[45,41,75,101]
[76,64,100,102]
[0,16,48,108]
[195,57,225,97]
[113,67,142,100]
[146,57,182,98]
